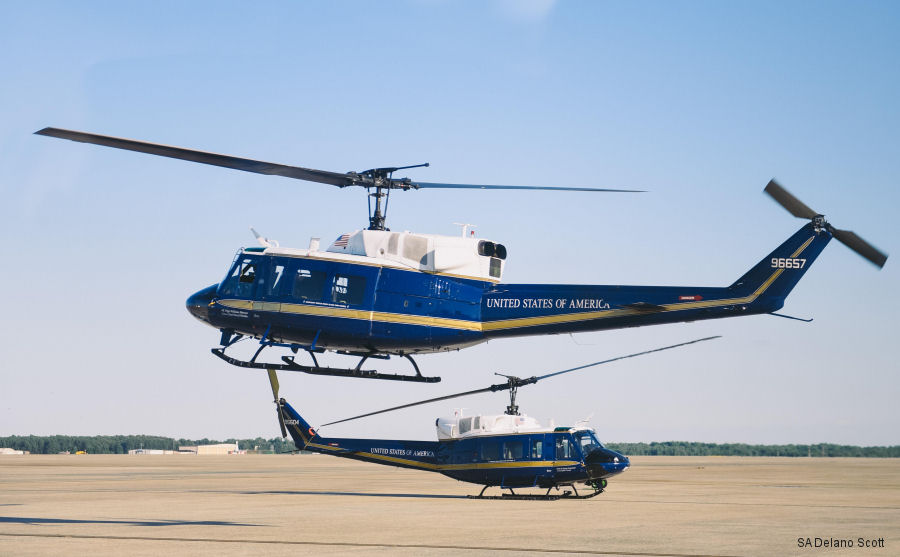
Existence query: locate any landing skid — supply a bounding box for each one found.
[467,483,604,501]
[210,348,441,383]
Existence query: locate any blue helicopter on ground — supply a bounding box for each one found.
[37,128,888,382]
[267,337,717,499]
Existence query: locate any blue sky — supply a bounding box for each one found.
[1,1,898,444]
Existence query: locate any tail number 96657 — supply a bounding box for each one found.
[771,257,807,269]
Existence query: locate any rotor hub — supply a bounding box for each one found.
[812,214,827,233]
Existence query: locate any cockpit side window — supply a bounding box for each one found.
[219,258,259,298]
[239,264,256,284]
[574,430,603,456]
[555,435,574,460]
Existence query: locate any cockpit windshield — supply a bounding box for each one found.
[573,430,604,456]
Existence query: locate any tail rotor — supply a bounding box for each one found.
[764,180,888,268]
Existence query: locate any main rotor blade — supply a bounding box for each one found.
[320,336,720,428]
[267,369,280,402]
[267,369,288,438]
[319,384,504,427]
[37,127,645,194]
[411,181,643,193]
[832,228,888,268]
[534,336,721,381]
[764,179,819,219]
[35,127,355,187]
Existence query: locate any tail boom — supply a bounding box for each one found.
[279,400,441,471]
[480,222,831,338]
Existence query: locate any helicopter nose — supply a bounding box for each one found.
[186,284,218,324]
[584,448,630,479]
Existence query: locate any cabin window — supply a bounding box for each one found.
[502,440,524,460]
[331,275,366,305]
[489,257,501,278]
[530,440,543,459]
[220,258,259,297]
[452,441,479,463]
[555,436,574,460]
[291,268,327,302]
[481,441,500,461]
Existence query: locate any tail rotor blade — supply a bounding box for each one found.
[832,228,888,268]
[764,180,819,220]
[762,181,887,268]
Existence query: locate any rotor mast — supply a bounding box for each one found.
[495,373,533,416]
[363,163,430,231]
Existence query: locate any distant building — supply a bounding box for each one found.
[177,442,241,455]
[0,448,25,455]
[127,449,183,455]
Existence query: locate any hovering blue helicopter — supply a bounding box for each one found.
[265,338,714,499]
[36,128,888,382]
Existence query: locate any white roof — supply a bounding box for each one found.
[261,229,505,282]
[435,414,549,440]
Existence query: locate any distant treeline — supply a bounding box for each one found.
[605,441,900,458]
[0,435,293,455]
[1,436,898,457]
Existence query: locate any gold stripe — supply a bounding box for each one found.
[220,299,253,310]
[220,300,484,332]
[481,308,635,331]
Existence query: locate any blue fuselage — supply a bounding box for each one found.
[281,402,628,489]
[186,223,831,354]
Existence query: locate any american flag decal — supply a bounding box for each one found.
[333,233,350,248]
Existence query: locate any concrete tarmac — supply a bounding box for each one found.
[0,454,897,556]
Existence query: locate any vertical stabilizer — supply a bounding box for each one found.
[728,222,831,310]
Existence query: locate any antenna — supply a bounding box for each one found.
[453,223,477,238]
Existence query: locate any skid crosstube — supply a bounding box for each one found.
[210,348,441,383]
